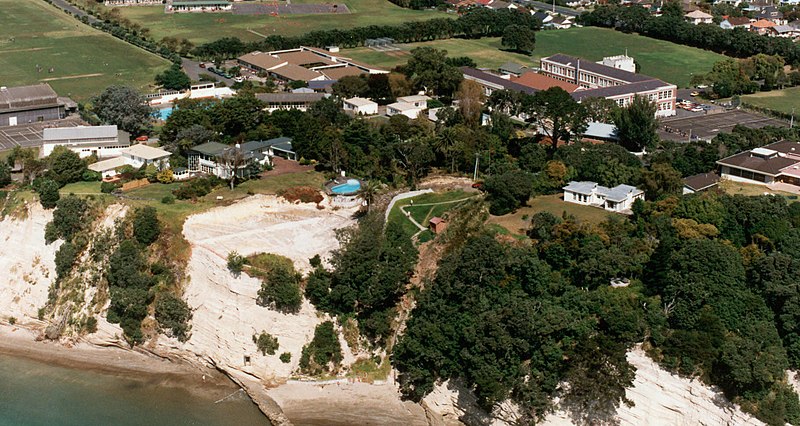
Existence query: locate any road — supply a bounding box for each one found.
[518,0,582,17]
[47,0,100,24]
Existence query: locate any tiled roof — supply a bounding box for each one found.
[512,71,580,92]
[270,64,323,82]
[319,66,365,80]
[256,92,325,103]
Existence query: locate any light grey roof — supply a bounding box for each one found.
[563,181,598,194]
[584,122,618,140]
[600,184,643,202]
[88,157,127,172]
[344,97,377,107]
[123,143,171,160]
[499,62,527,74]
[43,125,118,141]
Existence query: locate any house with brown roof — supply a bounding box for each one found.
[717,141,800,186]
[751,19,777,35]
[685,10,713,24]
[720,16,752,30]
[237,46,385,83]
[683,172,721,194]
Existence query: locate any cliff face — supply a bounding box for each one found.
[422,348,763,426]
[0,203,58,322]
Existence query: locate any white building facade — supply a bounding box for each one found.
[563,181,645,212]
[42,125,130,159]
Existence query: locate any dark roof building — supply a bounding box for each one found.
[256,92,326,111]
[683,172,721,194]
[461,67,538,96]
[717,140,800,186]
[0,84,70,126]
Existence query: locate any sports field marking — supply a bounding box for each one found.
[39,73,104,81]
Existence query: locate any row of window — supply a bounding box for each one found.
[725,167,769,182]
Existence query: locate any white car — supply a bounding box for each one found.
[233,76,244,83]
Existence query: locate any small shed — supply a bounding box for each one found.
[429,217,447,234]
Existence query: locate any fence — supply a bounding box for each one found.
[121,178,150,192]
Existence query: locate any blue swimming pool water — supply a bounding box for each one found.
[156,107,173,121]
[331,179,361,195]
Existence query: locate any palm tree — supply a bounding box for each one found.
[357,180,382,211]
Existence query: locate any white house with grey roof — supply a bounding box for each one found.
[42,125,130,158]
[563,181,644,212]
[187,137,296,179]
[88,143,171,179]
[343,97,378,115]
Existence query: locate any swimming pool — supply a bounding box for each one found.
[156,107,173,121]
[331,179,361,195]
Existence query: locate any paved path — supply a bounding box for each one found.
[384,189,433,221]
[47,0,100,24]
[518,0,582,16]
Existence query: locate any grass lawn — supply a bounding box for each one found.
[742,87,800,115]
[60,181,103,196]
[719,180,799,199]
[342,27,727,87]
[488,193,615,236]
[115,0,446,45]
[0,0,169,101]
[387,190,476,240]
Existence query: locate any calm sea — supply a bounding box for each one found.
[0,353,270,426]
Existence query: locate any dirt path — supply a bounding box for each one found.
[40,73,103,81]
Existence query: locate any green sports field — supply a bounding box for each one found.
[0,0,170,101]
[115,0,446,45]
[342,27,728,87]
[742,87,800,115]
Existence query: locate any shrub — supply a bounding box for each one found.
[84,316,98,334]
[101,181,117,194]
[173,177,217,200]
[82,170,102,182]
[161,194,175,204]
[132,206,161,245]
[227,251,246,277]
[299,321,342,375]
[277,186,323,204]
[47,196,89,243]
[54,242,78,283]
[256,264,302,314]
[156,168,174,184]
[280,352,291,363]
[253,331,279,355]
[155,293,192,342]
[8,317,16,325]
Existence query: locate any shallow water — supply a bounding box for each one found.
[0,354,270,426]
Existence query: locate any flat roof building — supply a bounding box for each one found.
[42,125,130,158]
[237,46,386,83]
[0,84,69,127]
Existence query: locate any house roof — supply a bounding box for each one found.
[387,102,422,111]
[717,141,800,176]
[685,10,713,18]
[572,78,674,100]
[307,80,336,90]
[542,54,653,84]
[123,143,171,160]
[583,122,618,140]
[0,84,59,112]
[683,172,721,191]
[277,50,335,67]
[512,71,580,92]
[429,217,445,225]
[88,157,127,172]
[563,181,598,194]
[563,181,643,201]
[344,97,377,107]
[726,16,752,26]
[172,0,230,5]
[238,52,286,70]
[270,64,324,82]
[191,141,229,156]
[461,67,538,95]
[499,62,527,75]
[397,95,431,103]
[752,19,777,28]
[256,92,325,103]
[772,25,796,33]
[319,66,365,80]
[43,125,118,141]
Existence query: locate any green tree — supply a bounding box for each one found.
[227,251,246,277]
[332,75,369,98]
[299,321,342,375]
[641,163,682,200]
[484,170,535,215]
[253,331,279,355]
[404,47,463,97]
[92,86,154,136]
[257,264,303,314]
[132,206,161,246]
[46,195,88,243]
[501,24,536,54]
[614,95,659,152]
[155,64,191,91]
[54,242,78,283]
[36,179,60,209]
[0,162,11,187]
[526,88,588,152]
[155,293,192,341]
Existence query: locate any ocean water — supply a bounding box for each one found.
[0,354,270,426]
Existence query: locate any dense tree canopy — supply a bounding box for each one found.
[91,86,154,136]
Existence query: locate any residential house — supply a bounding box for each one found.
[545,15,574,29]
[104,0,161,5]
[720,16,752,29]
[42,125,130,159]
[187,137,296,179]
[563,181,644,212]
[387,95,431,119]
[0,84,69,127]
[682,172,721,194]
[256,92,327,112]
[88,144,171,179]
[685,10,713,24]
[751,19,777,35]
[768,25,800,38]
[756,6,786,25]
[166,0,232,12]
[343,97,378,115]
[717,140,800,186]
[532,11,553,24]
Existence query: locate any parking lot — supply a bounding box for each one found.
[659,109,789,142]
[0,117,83,152]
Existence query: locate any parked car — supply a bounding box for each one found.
[690,91,700,97]
[199,63,206,68]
